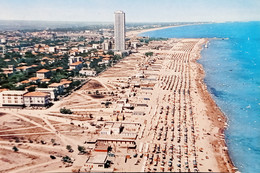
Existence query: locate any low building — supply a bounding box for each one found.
[85,155,110,171]
[69,61,83,70]
[16,66,32,72]
[35,88,58,100]
[94,145,108,152]
[0,90,27,107]
[23,92,51,107]
[0,89,9,107]
[60,79,72,88]
[79,68,97,76]
[36,69,51,79]
[40,78,51,84]
[48,83,64,94]
[28,77,40,83]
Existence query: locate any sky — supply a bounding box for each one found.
[0,0,259,22]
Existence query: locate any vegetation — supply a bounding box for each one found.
[62,155,73,163]
[145,51,153,57]
[12,146,19,152]
[66,145,74,152]
[77,145,86,154]
[60,107,73,114]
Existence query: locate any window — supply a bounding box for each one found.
[98,165,103,167]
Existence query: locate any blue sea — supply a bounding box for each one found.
[140,22,260,173]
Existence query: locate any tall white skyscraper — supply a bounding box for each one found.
[114,10,125,51]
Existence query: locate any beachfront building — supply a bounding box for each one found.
[23,92,51,107]
[114,10,125,51]
[36,69,51,79]
[0,90,27,107]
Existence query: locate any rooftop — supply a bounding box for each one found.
[48,83,63,87]
[37,69,50,73]
[24,92,49,97]
[29,77,39,81]
[70,61,82,66]
[87,154,107,164]
[1,90,27,95]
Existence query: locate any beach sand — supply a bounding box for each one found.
[0,26,235,173]
[127,27,235,172]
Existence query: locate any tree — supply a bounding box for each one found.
[60,107,73,114]
[66,145,74,152]
[51,138,57,145]
[27,86,36,92]
[12,146,18,152]
[62,155,73,163]
[77,145,86,154]
[145,52,153,57]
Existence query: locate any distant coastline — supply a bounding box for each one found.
[126,23,210,38]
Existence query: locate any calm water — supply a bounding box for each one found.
[140,22,260,173]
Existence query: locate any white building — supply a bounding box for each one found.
[0,90,27,107]
[114,10,125,51]
[48,46,56,53]
[35,88,57,100]
[48,83,64,94]
[23,92,51,107]
[92,44,100,49]
[36,69,51,79]
[85,154,109,170]
[79,68,97,76]
[69,56,82,64]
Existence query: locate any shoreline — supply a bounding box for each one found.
[126,27,235,172]
[126,23,204,38]
[194,42,236,172]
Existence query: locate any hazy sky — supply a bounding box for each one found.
[0,0,259,22]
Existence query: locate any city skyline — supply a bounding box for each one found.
[0,0,259,22]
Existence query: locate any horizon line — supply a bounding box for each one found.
[0,19,259,24]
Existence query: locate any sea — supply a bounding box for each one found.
[140,21,260,173]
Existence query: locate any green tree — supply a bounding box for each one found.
[77,145,86,154]
[66,145,73,152]
[12,146,19,152]
[60,107,73,114]
[145,52,153,57]
[62,155,73,163]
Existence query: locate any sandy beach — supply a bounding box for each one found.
[0,27,235,172]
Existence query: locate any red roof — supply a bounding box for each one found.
[24,92,49,97]
[70,61,82,66]
[37,69,50,73]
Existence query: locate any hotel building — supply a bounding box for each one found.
[114,10,125,51]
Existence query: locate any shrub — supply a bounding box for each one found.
[60,107,73,114]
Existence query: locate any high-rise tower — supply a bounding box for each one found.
[114,10,125,51]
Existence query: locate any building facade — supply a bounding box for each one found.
[36,69,51,79]
[0,90,27,107]
[23,92,50,107]
[114,11,125,51]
